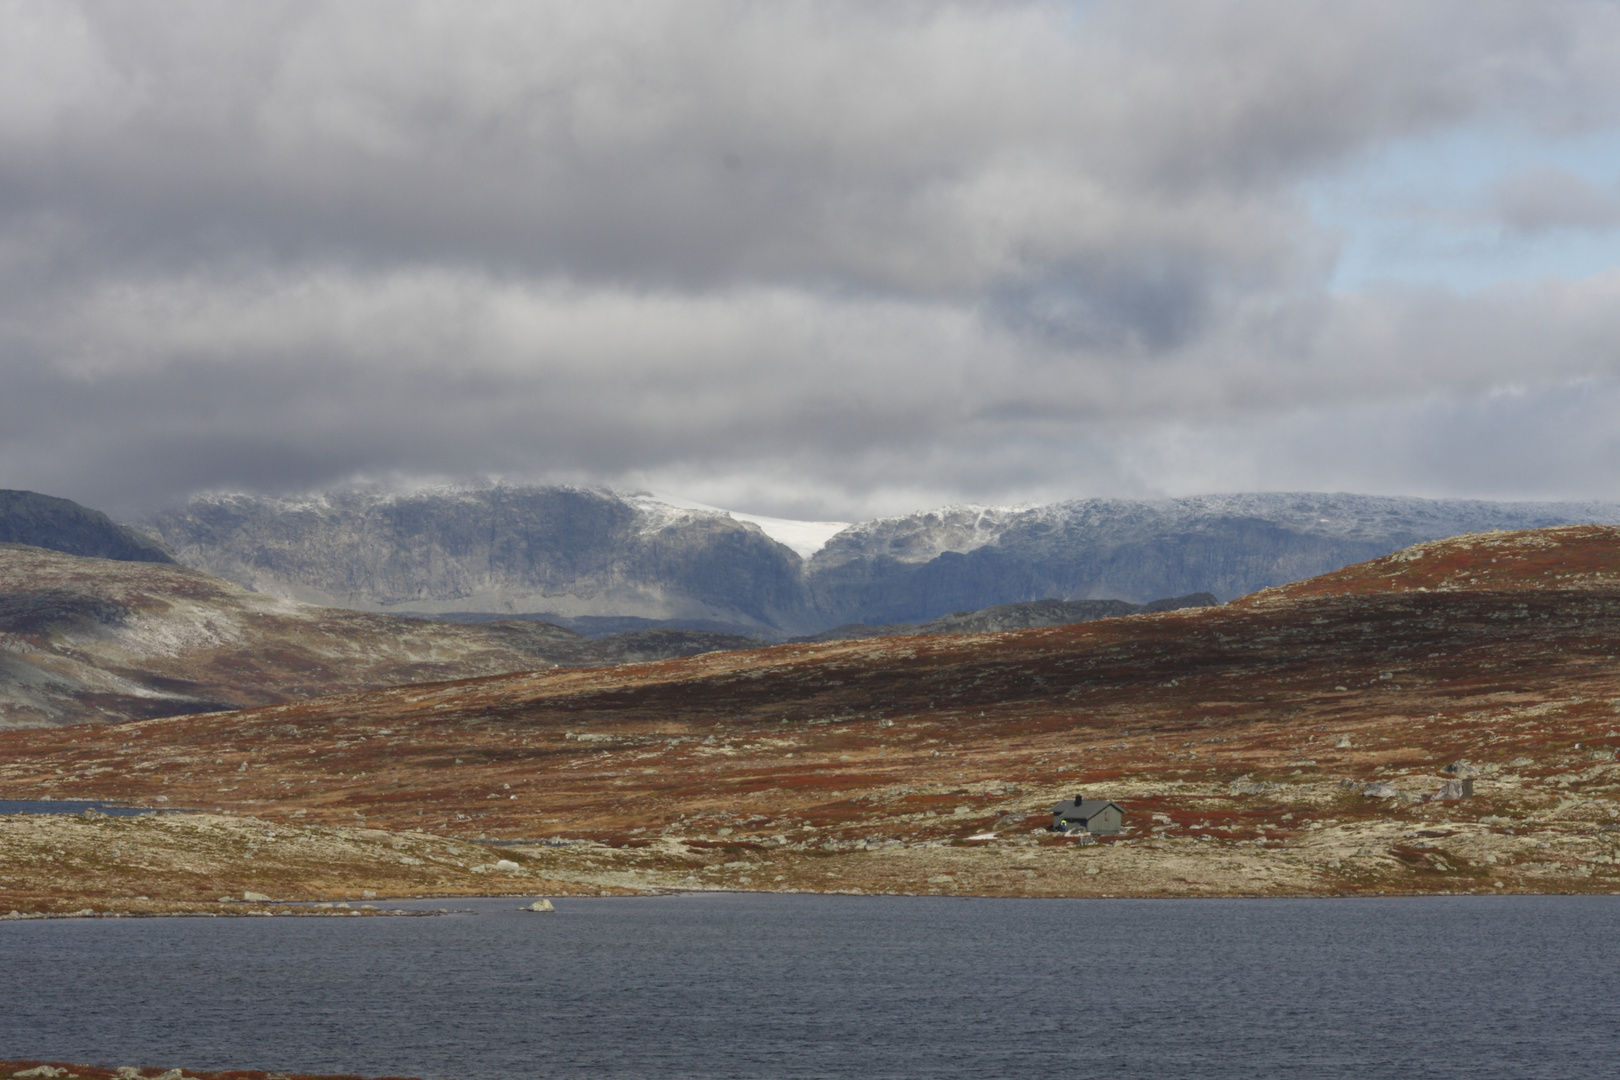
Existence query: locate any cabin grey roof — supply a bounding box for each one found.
[1052,799,1120,819]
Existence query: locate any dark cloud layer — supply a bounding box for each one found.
[2,1,1619,519]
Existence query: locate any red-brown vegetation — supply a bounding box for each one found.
[4,526,1620,901]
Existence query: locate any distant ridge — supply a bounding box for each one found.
[795,592,1218,642]
[0,490,173,564]
[139,486,1620,633]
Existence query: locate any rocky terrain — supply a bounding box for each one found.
[0,809,601,916]
[4,526,1620,908]
[137,485,1620,632]
[0,544,768,729]
[1,490,174,564]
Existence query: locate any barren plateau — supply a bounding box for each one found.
[4,526,1620,910]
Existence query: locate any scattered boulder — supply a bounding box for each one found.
[1443,761,1482,778]
[1229,781,1274,796]
[80,807,107,820]
[1335,736,1353,749]
[1433,778,1474,800]
[522,899,555,912]
[494,859,521,872]
[1360,782,1400,799]
[242,891,271,902]
[15,1067,68,1078]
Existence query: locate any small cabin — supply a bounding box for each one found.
[1051,795,1124,835]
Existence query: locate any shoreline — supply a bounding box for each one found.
[5,798,1619,915]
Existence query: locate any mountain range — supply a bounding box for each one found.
[137,485,1620,634]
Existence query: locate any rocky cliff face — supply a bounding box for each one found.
[1,490,173,564]
[139,486,1620,634]
[140,486,810,632]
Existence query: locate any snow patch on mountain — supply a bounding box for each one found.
[635,493,851,559]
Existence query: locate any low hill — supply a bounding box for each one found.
[798,592,1216,641]
[0,544,770,729]
[4,526,1618,906]
[0,490,173,564]
[0,535,1218,729]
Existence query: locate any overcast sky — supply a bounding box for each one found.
[3,0,1620,521]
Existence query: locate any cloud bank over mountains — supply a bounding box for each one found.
[2,0,1619,519]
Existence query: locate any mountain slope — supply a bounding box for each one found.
[796,592,1216,642]
[5,526,1619,902]
[1,490,173,564]
[0,544,767,729]
[804,493,1620,622]
[140,486,809,631]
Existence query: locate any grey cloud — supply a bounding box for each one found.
[2,1,1607,289]
[7,265,1620,519]
[2,1,1620,519]
[1491,167,1620,232]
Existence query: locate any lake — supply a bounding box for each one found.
[0,800,169,817]
[2,894,1617,1079]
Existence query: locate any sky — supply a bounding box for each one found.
[2,0,1620,522]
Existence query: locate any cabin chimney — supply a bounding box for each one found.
[1073,793,1083,805]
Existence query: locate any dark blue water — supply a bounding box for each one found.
[2,894,1617,1079]
[0,800,165,816]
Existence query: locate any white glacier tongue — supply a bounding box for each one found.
[633,493,851,559]
[726,513,853,559]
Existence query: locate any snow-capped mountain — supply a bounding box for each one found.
[136,486,1620,634]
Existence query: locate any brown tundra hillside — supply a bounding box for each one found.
[4,526,1619,908]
